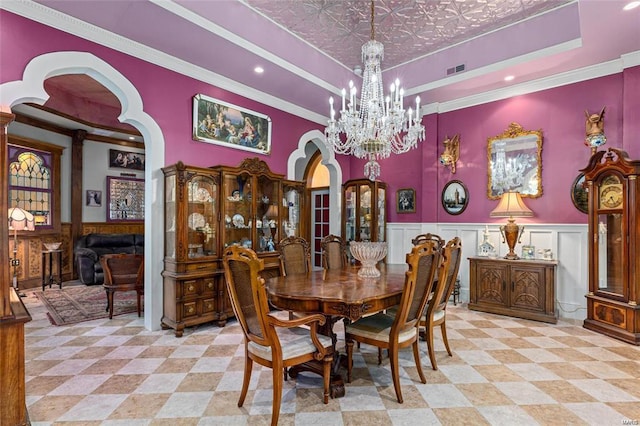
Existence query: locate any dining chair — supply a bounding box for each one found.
[278,236,312,276]
[423,237,462,370]
[100,253,144,319]
[222,245,333,426]
[411,233,445,249]
[345,240,441,403]
[321,234,348,271]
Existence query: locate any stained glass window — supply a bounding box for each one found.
[8,146,53,227]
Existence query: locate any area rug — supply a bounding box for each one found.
[33,285,138,326]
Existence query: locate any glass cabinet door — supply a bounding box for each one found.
[256,174,279,253]
[377,187,386,242]
[596,212,624,296]
[359,184,372,241]
[187,175,217,258]
[282,182,302,239]
[222,172,252,250]
[165,174,177,259]
[344,185,356,241]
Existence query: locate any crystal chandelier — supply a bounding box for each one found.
[325,0,425,181]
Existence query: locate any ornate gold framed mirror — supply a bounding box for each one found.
[487,122,543,200]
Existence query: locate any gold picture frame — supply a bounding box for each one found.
[487,122,543,200]
[396,188,416,213]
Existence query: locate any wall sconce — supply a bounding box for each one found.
[584,107,606,155]
[490,192,533,260]
[439,134,460,173]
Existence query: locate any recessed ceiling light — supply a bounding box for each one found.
[254,66,264,74]
[129,136,135,140]
[624,1,640,11]
[504,75,515,82]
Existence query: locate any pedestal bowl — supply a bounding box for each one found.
[349,241,388,278]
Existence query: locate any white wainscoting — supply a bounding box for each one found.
[386,222,589,322]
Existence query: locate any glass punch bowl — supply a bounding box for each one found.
[349,241,388,278]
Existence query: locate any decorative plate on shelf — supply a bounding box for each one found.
[232,214,245,228]
[188,212,205,230]
[195,187,212,202]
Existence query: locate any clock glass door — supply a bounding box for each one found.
[596,212,624,297]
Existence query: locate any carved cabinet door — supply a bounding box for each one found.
[475,262,508,307]
[510,265,546,313]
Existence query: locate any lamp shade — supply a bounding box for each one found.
[265,204,278,220]
[8,207,36,231]
[490,192,533,218]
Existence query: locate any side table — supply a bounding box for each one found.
[42,250,63,291]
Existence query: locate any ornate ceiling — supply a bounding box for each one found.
[246,0,571,71]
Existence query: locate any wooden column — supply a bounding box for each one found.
[1,111,32,426]
[1,111,14,317]
[70,129,86,277]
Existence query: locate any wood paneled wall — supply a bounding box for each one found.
[14,222,144,290]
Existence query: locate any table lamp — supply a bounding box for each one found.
[490,192,533,260]
[8,207,36,296]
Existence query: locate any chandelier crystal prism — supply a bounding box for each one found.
[324,0,425,181]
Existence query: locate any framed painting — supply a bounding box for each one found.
[106,176,144,222]
[193,93,272,155]
[109,149,145,170]
[442,180,469,215]
[487,122,543,199]
[396,188,416,213]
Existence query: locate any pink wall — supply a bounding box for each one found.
[2,11,637,227]
[0,11,323,176]
[384,69,638,225]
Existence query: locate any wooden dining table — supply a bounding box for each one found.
[265,263,408,398]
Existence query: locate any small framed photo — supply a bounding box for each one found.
[396,188,416,213]
[86,190,102,207]
[522,245,536,260]
[441,180,469,215]
[571,172,588,214]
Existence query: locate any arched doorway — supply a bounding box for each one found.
[0,51,165,331]
[287,129,342,267]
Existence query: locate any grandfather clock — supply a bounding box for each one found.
[582,148,639,345]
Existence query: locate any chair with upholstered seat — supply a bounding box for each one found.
[345,240,442,403]
[222,245,333,426]
[423,237,462,370]
[321,234,348,271]
[278,236,311,276]
[100,253,144,319]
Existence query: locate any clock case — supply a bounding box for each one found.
[581,148,640,345]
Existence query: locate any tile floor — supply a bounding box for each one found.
[22,291,640,425]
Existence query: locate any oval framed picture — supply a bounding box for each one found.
[442,180,469,215]
[571,173,588,214]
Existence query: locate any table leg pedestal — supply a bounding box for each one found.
[42,250,63,291]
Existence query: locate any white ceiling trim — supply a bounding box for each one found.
[154,0,342,94]
[406,39,582,98]
[431,51,640,114]
[1,0,328,125]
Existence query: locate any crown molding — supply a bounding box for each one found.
[1,0,328,125]
[429,51,640,114]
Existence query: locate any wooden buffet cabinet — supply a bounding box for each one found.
[581,148,639,345]
[162,159,305,336]
[468,256,557,323]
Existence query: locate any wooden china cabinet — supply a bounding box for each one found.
[210,157,305,278]
[162,158,306,336]
[582,148,639,345]
[162,162,224,337]
[342,179,387,243]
